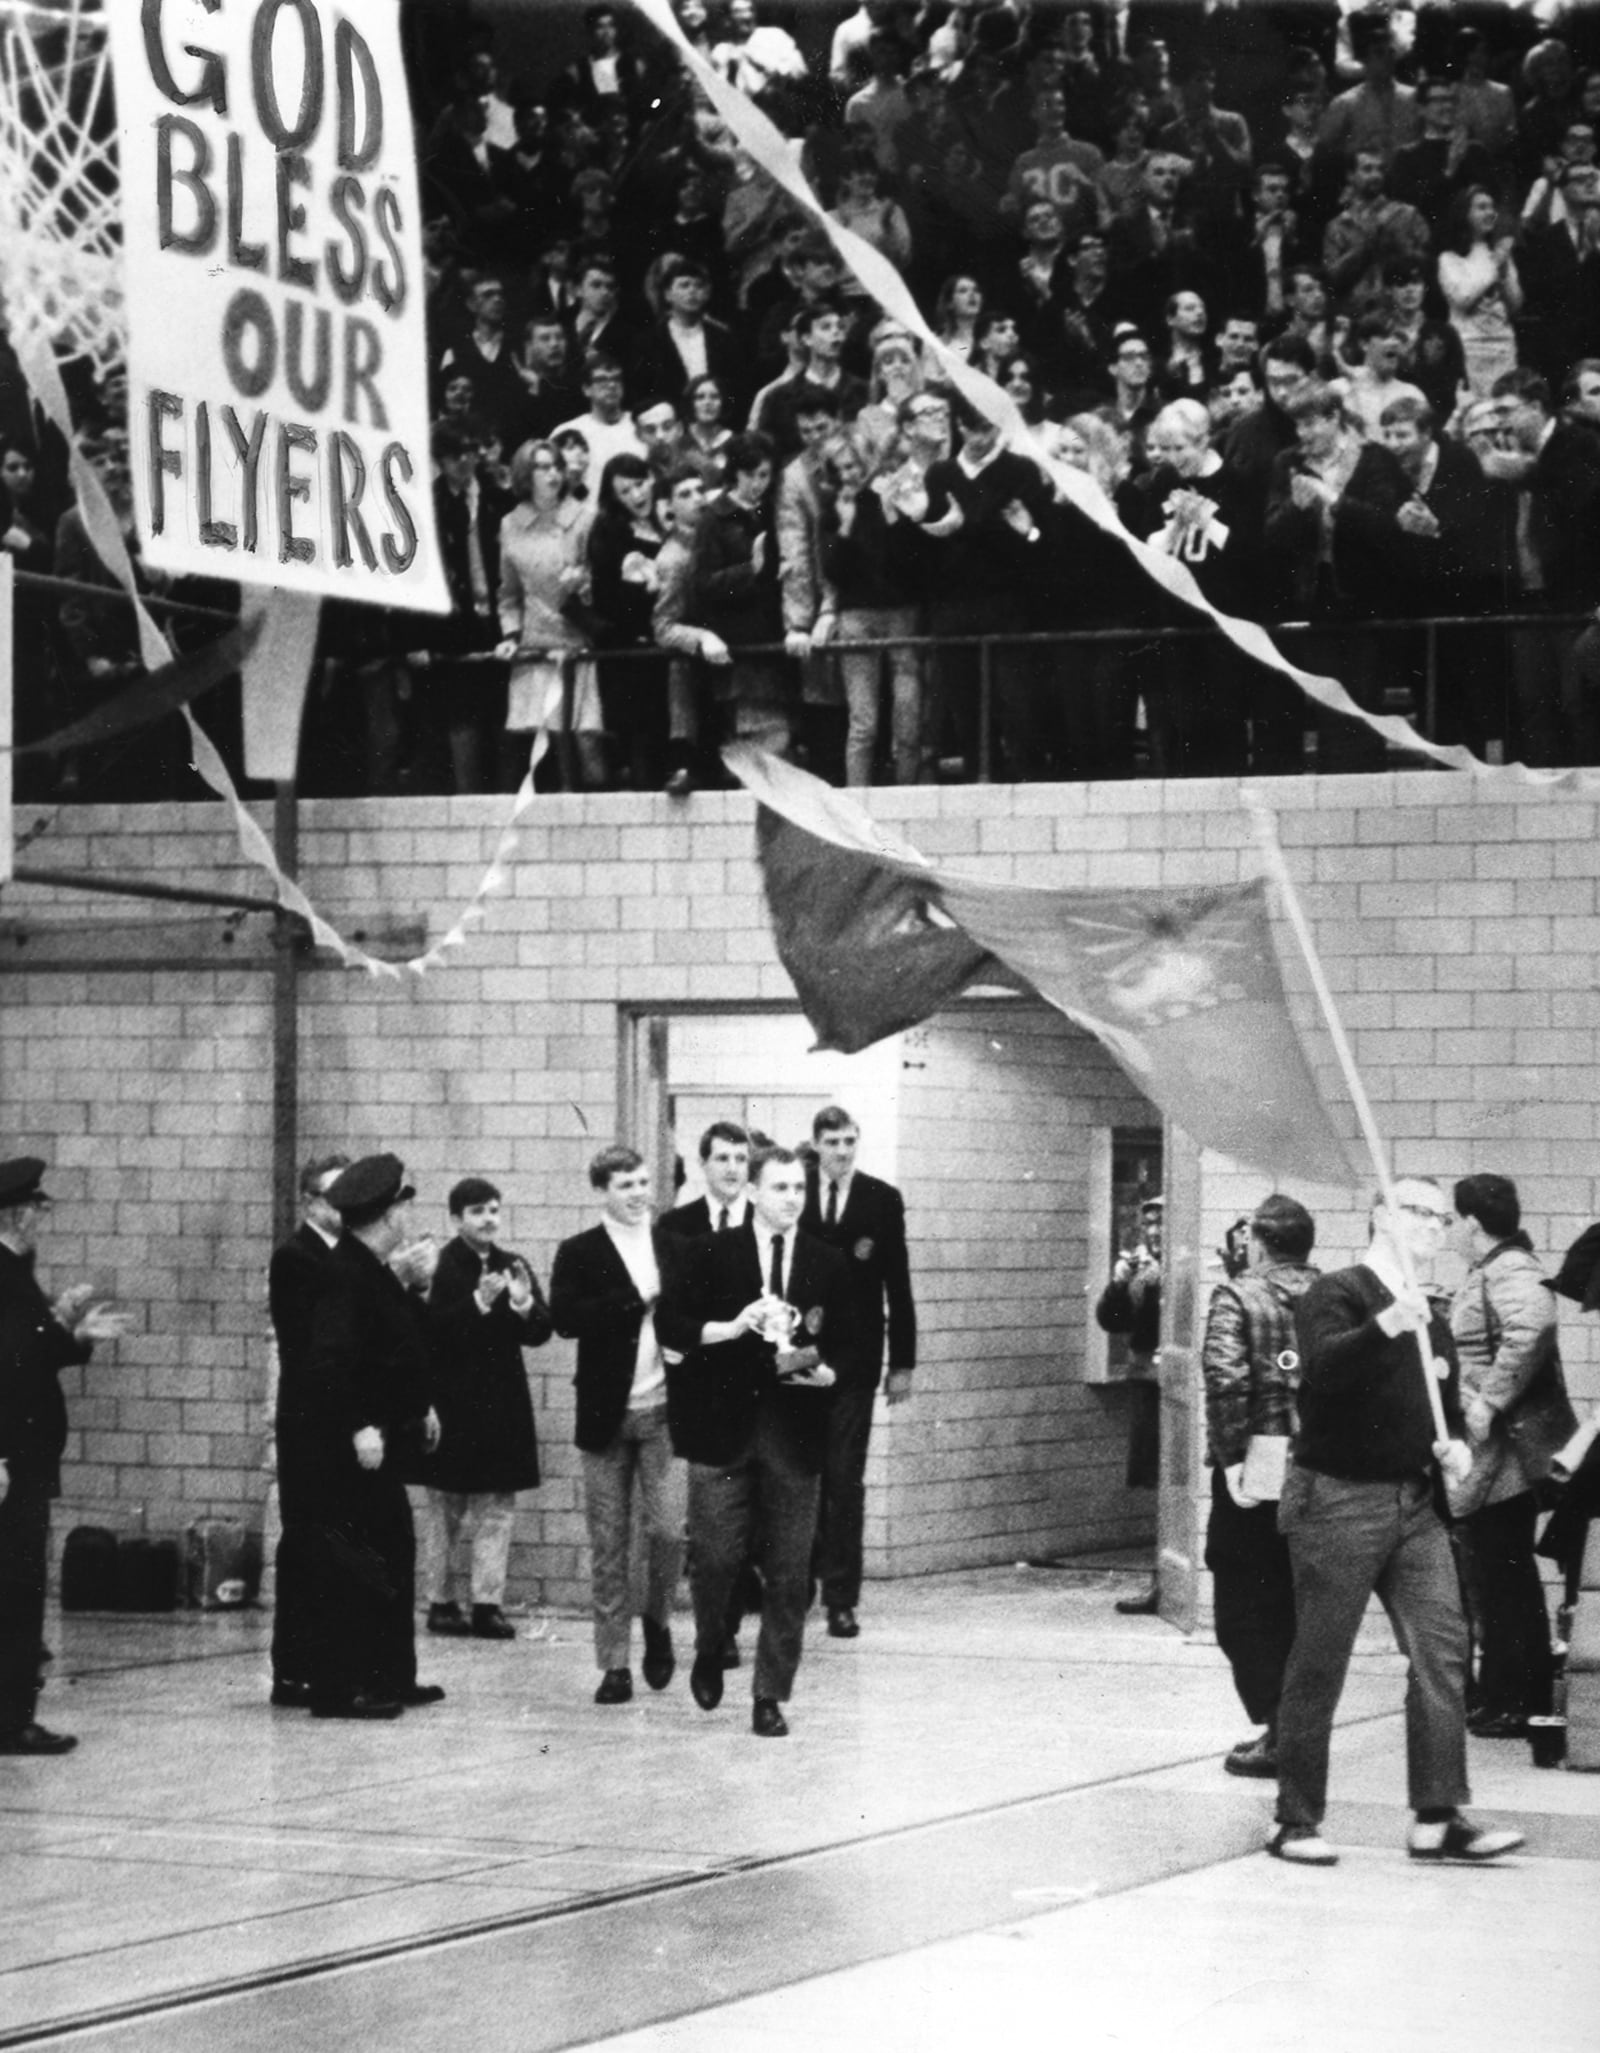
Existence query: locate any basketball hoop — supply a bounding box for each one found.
[0,0,124,375]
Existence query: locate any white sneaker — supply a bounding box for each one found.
[1407,1815,1524,1863]
[1266,1824,1339,1867]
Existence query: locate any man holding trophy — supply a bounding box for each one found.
[659,1147,849,1738]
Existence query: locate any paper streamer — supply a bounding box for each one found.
[241,591,322,786]
[628,0,1584,793]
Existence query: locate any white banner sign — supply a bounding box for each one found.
[108,0,446,611]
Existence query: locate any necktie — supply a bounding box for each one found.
[718,1205,730,1233]
[768,1234,784,1300]
[824,1183,838,1227]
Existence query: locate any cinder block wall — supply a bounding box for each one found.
[3,773,1595,1608]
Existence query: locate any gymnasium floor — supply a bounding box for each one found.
[2,1566,1596,2052]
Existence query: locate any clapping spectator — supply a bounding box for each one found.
[819,433,923,786]
[1322,148,1431,313]
[495,438,601,788]
[1438,189,1522,398]
[688,430,792,757]
[1159,289,1216,398]
[1386,259,1466,425]
[933,271,985,363]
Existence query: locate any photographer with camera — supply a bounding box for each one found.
[1097,1195,1165,1616]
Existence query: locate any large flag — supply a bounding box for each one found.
[728,747,1362,1188]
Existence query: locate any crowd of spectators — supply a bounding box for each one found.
[7,0,1600,799]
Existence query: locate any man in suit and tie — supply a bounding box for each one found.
[801,1107,916,1641]
[658,1147,849,1737]
[266,1153,349,1708]
[660,1123,753,1241]
[550,1147,686,1707]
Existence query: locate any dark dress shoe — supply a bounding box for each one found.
[427,1602,472,1637]
[752,1698,789,1738]
[720,1635,741,1671]
[471,1605,516,1640]
[0,1722,77,1755]
[309,1693,403,1720]
[826,1606,860,1639]
[270,1680,314,1709]
[594,1668,634,1705]
[1115,1587,1160,1616]
[689,1655,724,1712]
[1468,1710,1529,1740]
[399,1682,446,1707]
[641,1618,676,1692]
[1224,1734,1278,1778]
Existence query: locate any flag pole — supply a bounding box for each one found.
[1242,795,1449,1444]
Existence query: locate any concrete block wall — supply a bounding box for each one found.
[3,772,1597,1610]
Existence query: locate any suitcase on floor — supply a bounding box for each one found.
[60,1525,121,1611]
[185,1518,256,1609]
[115,1536,181,1612]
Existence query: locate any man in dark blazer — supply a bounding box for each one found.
[300,1155,445,1720]
[550,1147,685,1707]
[660,1121,753,1242]
[658,1146,850,1738]
[801,1107,916,1641]
[266,1152,349,1708]
[0,1156,128,1756]
[420,1177,552,1643]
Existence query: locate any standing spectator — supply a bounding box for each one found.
[1452,29,1516,167]
[511,315,579,443]
[1447,1176,1574,1741]
[853,326,925,469]
[1108,151,1208,336]
[651,464,724,795]
[972,308,1022,387]
[684,374,734,485]
[844,28,916,174]
[689,430,792,757]
[1098,322,1162,469]
[567,256,636,373]
[1201,1194,1319,1781]
[757,302,868,464]
[1322,149,1431,313]
[1225,160,1308,323]
[820,432,922,788]
[1096,1196,1164,1615]
[304,1156,445,1721]
[421,1179,551,1643]
[553,353,646,478]
[633,258,743,415]
[1100,99,1157,223]
[1390,79,1498,236]
[1153,60,1254,229]
[0,1158,128,1755]
[1341,312,1427,440]
[1054,230,1123,406]
[1387,259,1466,425]
[656,1147,849,1739]
[1438,189,1522,399]
[495,438,601,789]
[1274,264,1342,375]
[1514,162,1600,392]
[551,4,648,125]
[1269,1179,1521,1869]
[828,154,914,282]
[267,1154,349,1709]
[802,1109,916,1642]
[1316,18,1419,172]
[436,276,531,449]
[711,0,809,125]
[490,97,566,242]
[550,1148,686,1708]
[1001,84,1106,237]
[588,452,670,789]
[775,394,848,769]
[1158,288,1216,398]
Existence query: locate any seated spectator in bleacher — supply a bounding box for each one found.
[1387,259,1466,426]
[495,437,601,789]
[511,314,580,442]
[553,353,646,478]
[636,397,689,485]
[1390,79,1500,236]
[1438,188,1522,400]
[758,302,868,462]
[818,430,923,788]
[843,27,917,173]
[1316,15,1419,172]
[1097,322,1161,471]
[633,258,744,415]
[1340,312,1428,441]
[752,233,850,377]
[1123,397,1256,777]
[1000,82,1106,238]
[1099,99,1158,223]
[1322,148,1431,313]
[1520,116,1598,234]
[1007,199,1074,376]
[688,429,793,757]
[1452,29,1517,168]
[490,98,568,243]
[972,308,1022,387]
[1209,362,1262,440]
[424,97,520,263]
[436,276,532,450]
[1157,289,1217,400]
[933,270,986,364]
[1215,312,1263,379]
[1516,38,1584,189]
[1272,263,1344,377]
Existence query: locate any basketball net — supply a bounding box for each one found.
[0,0,123,375]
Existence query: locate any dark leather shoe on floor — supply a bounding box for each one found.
[309,1693,403,1720]
[400,1682,446,1707]
[719,1635,741,1671]
[641,1618,676,1692]
[1468,1709,1529,1740]
[426,1602,472,1637]
[269,1680,313,1709]
[690,1655,724,1712]
[1224,1734,1278,1778]
[471,1605,516,1640]
[1115,1587,1160,1616]
[752,1697,789,1738]
[594,1667,633,1705]
[826,1606,860,1639]
[0,1722,78,1755]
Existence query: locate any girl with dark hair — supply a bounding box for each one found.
[933,272,984,362]
[684,374,733,483]
[587,452,670,790]
[1438,187,1523,397]
[1447,1174,1576,1740]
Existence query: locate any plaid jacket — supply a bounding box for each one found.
[1202,1261,1319,1468]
